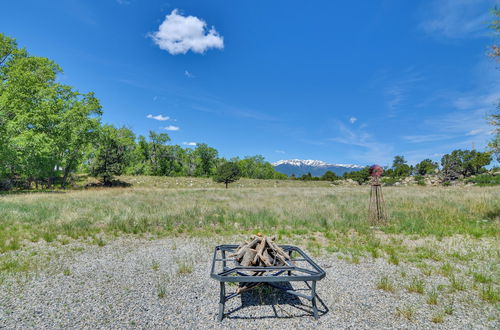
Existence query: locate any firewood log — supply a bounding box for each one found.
[266,237,290,260]
[229,237,261,259]
[252,238,267,264]
[261,249,273,267]
[240,248,257,267]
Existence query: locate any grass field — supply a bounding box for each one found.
[1,176,498,253]
[1,176,498,308]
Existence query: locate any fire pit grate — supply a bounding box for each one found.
[210,244,326,321]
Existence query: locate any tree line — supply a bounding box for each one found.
[339,152,494,185]
[295,151,494,185]
[0,33,285,190]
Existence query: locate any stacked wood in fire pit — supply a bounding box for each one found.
[229,234,291,267]
[229,234,292,293]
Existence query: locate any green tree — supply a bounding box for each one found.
[343,167,370,185]
[234,155,287,179]
[415,159,438,176]
[441,149,492,181]
[214,162,241,188]
[300,172,313,180]
[148,131,171,176]
[89,126,134,186]
[194,143,218,176]
[0,33,102,188]
[321,170,339,181]
[392,155,411,177]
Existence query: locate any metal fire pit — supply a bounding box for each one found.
[210,244,326,321]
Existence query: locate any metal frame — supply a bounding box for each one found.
[210,244,326,321]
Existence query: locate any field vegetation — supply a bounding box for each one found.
[1,178,498,255]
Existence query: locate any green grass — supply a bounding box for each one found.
[176,261,194,276]
[439,263,455,278]
[431,311,445,323]
[444,302,454,315]
[0,180,498,255]
[449,276,466,292]
[406,277,425,294]
[427,289,438,305]
[376,275,395,292]
[480,284,499,303]
[0,258,30,272]
[156,283,166,299]
[396,305,416,321]
[471,272,492,284]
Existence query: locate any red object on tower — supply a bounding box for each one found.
[369,164,383,178]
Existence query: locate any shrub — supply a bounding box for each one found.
[381,177,400,186]
[466,174,500,186]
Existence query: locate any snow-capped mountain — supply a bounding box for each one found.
[272,159,364,177]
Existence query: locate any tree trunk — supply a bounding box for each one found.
[61,158,76,189]
[225,182,228,189]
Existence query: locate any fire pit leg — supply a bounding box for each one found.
[287,250,292,276]
[218,282,225,321]
[311,281,318,319]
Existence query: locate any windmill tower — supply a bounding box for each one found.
[368,164,387,224]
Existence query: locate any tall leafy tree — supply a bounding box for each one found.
[415,159,438,175]
[235,155,286,179]
[148,131,171,176]
[194,143,218,176]
[0,33,102,188]
[392,155,411,177]
[441,149,492,181]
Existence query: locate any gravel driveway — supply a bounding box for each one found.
[0,237,497,329]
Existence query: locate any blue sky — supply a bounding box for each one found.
[1,0,499,166]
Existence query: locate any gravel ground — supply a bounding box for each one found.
[0,237,497,329]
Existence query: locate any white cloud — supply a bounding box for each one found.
[183,142,197,146]
[184,70,195,78]
[275,150,285,154]
[419,0,495,39]
[147,114,170,121]
[403,134,452,143]
[466,128,489,136]
[150,9,224,55]
[163,125,180,131]
[349,117,357,124]
[329,122,393,165]
[423,104,494,146]
[383,70,424,116]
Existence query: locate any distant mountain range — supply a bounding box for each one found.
[272,159,364,177]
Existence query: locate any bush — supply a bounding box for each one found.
[0,179,13,191]
[381,177,400,186]
[414,175,426,186]
[466,174,500,186]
